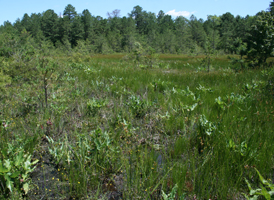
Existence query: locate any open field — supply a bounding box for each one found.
[1,54,274,199]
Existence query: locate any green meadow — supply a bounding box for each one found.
[1,54,274,199]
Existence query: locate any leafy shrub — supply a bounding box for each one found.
[151,80,171,93]
[86,98,106,116]
[243,168,274,200]
[0,143,38,197]
[126,95,148,118]
[196,114,217,153]
[47,128,119,198]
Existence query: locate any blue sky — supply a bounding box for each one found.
[0,0,271,25]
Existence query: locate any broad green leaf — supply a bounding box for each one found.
[190,103,198,111]
[31,159,39,165]
[22,174,27,180]
[23,183,29,194]
[15,151,24,167]
[4,174,13,192]
[255,168,269,185]
[250,195,259,200]
[4,159,12,171]
[153,144,160,151]
[94,139,101,151]
[244,178,253,192]
[162,190,168,199]
[250,188,262,196]
[242,193,250,200]
[261,185,271,200]
[23,160,31,171]
[269,190,274,196]
[1,147,8,157]
[10,171,21,178]
[0,161,9,173]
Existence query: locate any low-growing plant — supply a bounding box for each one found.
[215,96,227,116]
[0,143,39,197]
[151,79,171,93]
[47,128,120,198]
[86,98,106,116]
[243,168,274,200]
[126,95,149,118]
[117,118,138,139]
[196,114,217,153]
[196,84,213,93]
[47,135,71,166]
[198,114,216,137]
[162,184,180,200]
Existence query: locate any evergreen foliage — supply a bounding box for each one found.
[0,4,268,56]
[246,11,274,67]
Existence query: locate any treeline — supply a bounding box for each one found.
[0,4,265,55]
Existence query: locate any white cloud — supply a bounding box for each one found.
[165,9,195,17]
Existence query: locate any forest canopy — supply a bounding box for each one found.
[0,3,274,67]
[0,4,268,53]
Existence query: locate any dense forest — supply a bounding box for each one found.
[0,3,270,55]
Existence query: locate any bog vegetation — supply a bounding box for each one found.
[1,2,274,200]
